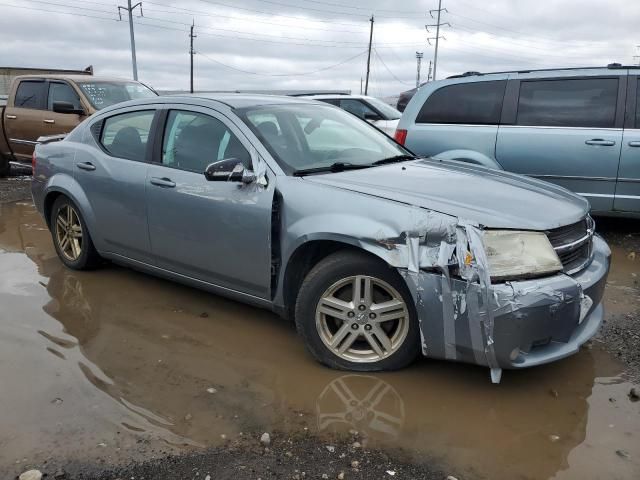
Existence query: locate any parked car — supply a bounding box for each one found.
[302,94,401,135]
[32,94,610,383]
[0,74,157,176]
[395,64,640,216]
[396,82,426,112]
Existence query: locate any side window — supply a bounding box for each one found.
[416,80,506,125]
[14,81,47,109]
[100,110,155,162]
[48,82,82,110]
[517,78,618,128]
[319,99,340,106]
[162,110,251,173]
[340,99,377,119]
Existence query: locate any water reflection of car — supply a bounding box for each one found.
[32,94,610,383]
[302,94,401,136]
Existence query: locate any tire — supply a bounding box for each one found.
[50,196,101,270]
[295,250,420,371]
[0,155,9,177]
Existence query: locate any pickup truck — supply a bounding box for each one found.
[1,74,157,176]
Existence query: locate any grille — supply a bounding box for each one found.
[546,217,594,274]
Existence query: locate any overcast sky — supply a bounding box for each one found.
[1,0,638,97]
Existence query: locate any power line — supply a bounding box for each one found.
[197,50,367,76]
[373,48,412,86]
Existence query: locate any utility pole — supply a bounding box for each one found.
[415,52,424,87]
[364,15,374,95]
[189,20,197,93]
[427,60,433,82]
[426,0,450,81]
[118,1,143,80]
[360,77,363,94]
[634,45,640,67]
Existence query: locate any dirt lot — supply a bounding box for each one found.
[1,174,639,480]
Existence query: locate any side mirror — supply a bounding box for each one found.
[364,112,381,121]
[204,158,256,184]
[53,101,84,115]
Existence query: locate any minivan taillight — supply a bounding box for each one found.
[394,129,407,145]
[32,151,36,172]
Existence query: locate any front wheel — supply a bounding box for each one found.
[295,251,420,371]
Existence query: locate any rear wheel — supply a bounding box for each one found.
[0,155,9,177]
[295,251,420,371]
[50,196,101,270]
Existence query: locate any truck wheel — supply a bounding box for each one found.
[0,156,9,177]
[50,196,101,270]
[295,250,420,371]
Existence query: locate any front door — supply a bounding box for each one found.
[74,108,156,262]
[615,75,640,213]
[4,79,49,161]
[146,106,274,299]
[496,76,625,213]
[44,81,87,136]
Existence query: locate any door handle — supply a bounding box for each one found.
[628,141,640,147]
[5,114,16,120]
[43,119,55,124]
[150,177,176,188]
[585,139,615,146]
[77,162,96,171]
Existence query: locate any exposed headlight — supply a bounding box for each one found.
[482,230,563,281]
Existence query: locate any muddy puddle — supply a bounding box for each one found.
[1,201,639,479]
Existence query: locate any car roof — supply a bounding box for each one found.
[167,93,319,109]
[12,74,137,83]
[303,94,371,101]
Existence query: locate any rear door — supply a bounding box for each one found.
[4,79,49,160]
[45,80,87,135]
[495,75,625,212]
[616,75,640,212]
[74,107,157,262]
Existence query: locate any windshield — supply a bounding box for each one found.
[238,104,410,175]
[366,97,401,120]
[76,81,157,109]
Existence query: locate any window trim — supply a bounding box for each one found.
[624,75,638,129]
[152,106,256,175]
[13,79,47,110]
[95,108,158,163]
[415,79,507,126]
[513,75,625,129]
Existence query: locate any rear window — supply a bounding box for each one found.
[416,80,506,125]
[516,78,618,128]
[14,81,47,110]
[100,110,155,162]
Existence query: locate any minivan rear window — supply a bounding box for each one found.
[516,78,618,128]
[415,80,506,125]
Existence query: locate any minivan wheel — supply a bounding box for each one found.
[50,196,100,270]
[295,251,420,371]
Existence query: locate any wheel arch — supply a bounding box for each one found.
[432,149,503,170]
[42,176,97,238]
[280,235,397,320]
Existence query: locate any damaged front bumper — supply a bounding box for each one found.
[404,234,610,379]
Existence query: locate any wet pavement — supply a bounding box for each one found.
[1,200,639,480]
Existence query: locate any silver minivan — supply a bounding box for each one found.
[396,64,640,217]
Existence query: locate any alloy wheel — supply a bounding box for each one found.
[55,204,83,261]
[315,275,410,363]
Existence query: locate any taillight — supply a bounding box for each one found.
[394,129,408,145]
[32,151,36,172]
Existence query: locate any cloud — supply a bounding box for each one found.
[0,0,638,96]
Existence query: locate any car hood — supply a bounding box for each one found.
[304,159,590,230]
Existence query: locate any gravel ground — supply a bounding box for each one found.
[596,217,640,381]
[55,433,448,480]
[0,164,32,204]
